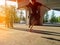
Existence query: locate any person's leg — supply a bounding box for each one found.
[29,18,36,32]
[29,21,31,28]
[29,22,34,32]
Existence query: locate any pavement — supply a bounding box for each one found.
[0,24,60,45]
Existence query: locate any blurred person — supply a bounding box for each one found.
[26,0,50,31]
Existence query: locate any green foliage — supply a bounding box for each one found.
[58,16,60,22]
[50,10,54,23]
[50,16,57,23]
[44,10,60,23]
[43,12,49,23]
[14,15,20,23]
[50,10,58,23]
[22,16,26,21]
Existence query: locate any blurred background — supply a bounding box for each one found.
[0,0,60,25]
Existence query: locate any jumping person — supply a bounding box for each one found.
[26,0,50,32]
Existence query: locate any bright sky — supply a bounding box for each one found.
[0,0,5,5]
[48,10,60,17]
[0,0,18,8]
[6,1,18,8]
[47,10,60,19]
[53,10,60,17]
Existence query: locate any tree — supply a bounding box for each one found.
[58,16,60,22]
[44,12,49,23]
[50,10,57,23]
[0,5,5,23]
[5,5,17,27]
[22,16,26,21]
[14,14,20,23]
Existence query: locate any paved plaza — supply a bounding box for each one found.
[0,24,60,45]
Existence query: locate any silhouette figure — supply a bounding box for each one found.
[26,0,50,31]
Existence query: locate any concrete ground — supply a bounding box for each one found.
[0,23,60,45]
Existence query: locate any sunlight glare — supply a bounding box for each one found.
[6,1,18,8]
[0,0,5,5]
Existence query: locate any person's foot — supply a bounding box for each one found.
[29,29,33,32]
[29,25,30,28]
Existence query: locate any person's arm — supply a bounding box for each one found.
[39,2,50,10]
[42,4,50,10]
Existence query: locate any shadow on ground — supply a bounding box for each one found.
[32,30,60,36]
[13,27,60,42]
[13,27,60,36]
[43,24,60,27]
[42,36,60,42]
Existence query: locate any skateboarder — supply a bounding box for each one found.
[26,0,50,31]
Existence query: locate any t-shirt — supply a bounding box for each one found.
[27,2,42,19]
